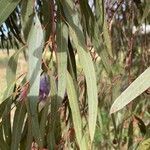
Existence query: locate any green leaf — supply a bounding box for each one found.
[79,0,95,37]
[3,50,20,99]
[110,67,150,114]
[27,14,44,148]
[0,97,9,119]
[56,16,68,101]
[61,0,98,142]
[67,39,77,80]
[25,117,33,150]
[0,0,21,26]
[2,97,13,147]
[128,120,133,149]
[67,72,87,149]
[47,75,59,150]
[0,124,9,150]
[11,102,26,150]
[21,0,34,41]
[94,0,104,28]
[40,101,49,146]
[42,0,52,41]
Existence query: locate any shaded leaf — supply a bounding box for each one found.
[3,50,20,99]
[27,14,44,148]
[134,115,146,135]
[0,124,9,150]
[57,15,68,101]
[21,0,34,41]
[128,120,133,149]
[11,102,26,150]
[47,75,59,150]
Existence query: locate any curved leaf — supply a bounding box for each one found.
[61,0,98,142]
[67,72,87,149]
[21,0,34,41]
[110,67,150,114]
[11,102,26,150]
[0,0,21,26]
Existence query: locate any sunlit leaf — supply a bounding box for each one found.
[110,67,150,114]
[61,0,98,142]
[67,72,88,149]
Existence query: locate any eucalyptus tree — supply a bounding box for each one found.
[0,0,149,149]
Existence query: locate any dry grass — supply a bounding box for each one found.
[0,49,27,100]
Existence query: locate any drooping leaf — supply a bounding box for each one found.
[11,102,26,150]
[25,117,33,150]
[21,0,34,41]
[61,0,98,142]
[3,49,20,99]
[56,14,68,101]
[128,120,134,149]
[0,124,9,150]
[47,75,59,150]
[2,97,13,147]
[42,0,52,41]
[27,14,44,148]
[67,38,77,80]
[0,0,21,26]
[67,72,88,149]
[0,97,10,118]
[110,67,150,114]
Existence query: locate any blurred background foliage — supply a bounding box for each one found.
[0,0,150,149]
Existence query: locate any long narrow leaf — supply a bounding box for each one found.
[27,14,44,148]
[0,0,21,26]
[21,0,34,41]
[57,16,68,101]
[11,102,26,150]
[67,72,87,149]
[110,67,150,114]
[61,0,98,142]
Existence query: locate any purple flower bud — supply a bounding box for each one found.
[39,73,50,101]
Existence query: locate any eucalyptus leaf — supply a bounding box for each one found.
[27,14,44,148]
[57,16,68,101]
[61,0,98,142]
[110,67,150,114]
[0,0,21,26]
[67,72,88,150]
